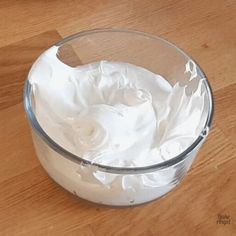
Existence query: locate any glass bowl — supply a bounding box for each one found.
[24,29,214,206]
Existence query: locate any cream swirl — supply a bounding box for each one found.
[29,46,206,169]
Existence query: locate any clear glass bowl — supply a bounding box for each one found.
[24,29,214,206]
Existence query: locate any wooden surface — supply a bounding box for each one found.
[0,0,235,235]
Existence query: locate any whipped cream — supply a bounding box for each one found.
[30,46,206,166]
[29,46,207,205]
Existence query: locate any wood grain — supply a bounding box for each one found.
[0,31,61,110]
[215,84,236,145]
[0,0,236,235]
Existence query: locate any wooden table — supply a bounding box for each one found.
[0,1,235,235]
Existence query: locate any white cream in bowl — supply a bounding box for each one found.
[29,46,207,205]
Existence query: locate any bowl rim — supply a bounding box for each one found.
[24,28,214,174]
